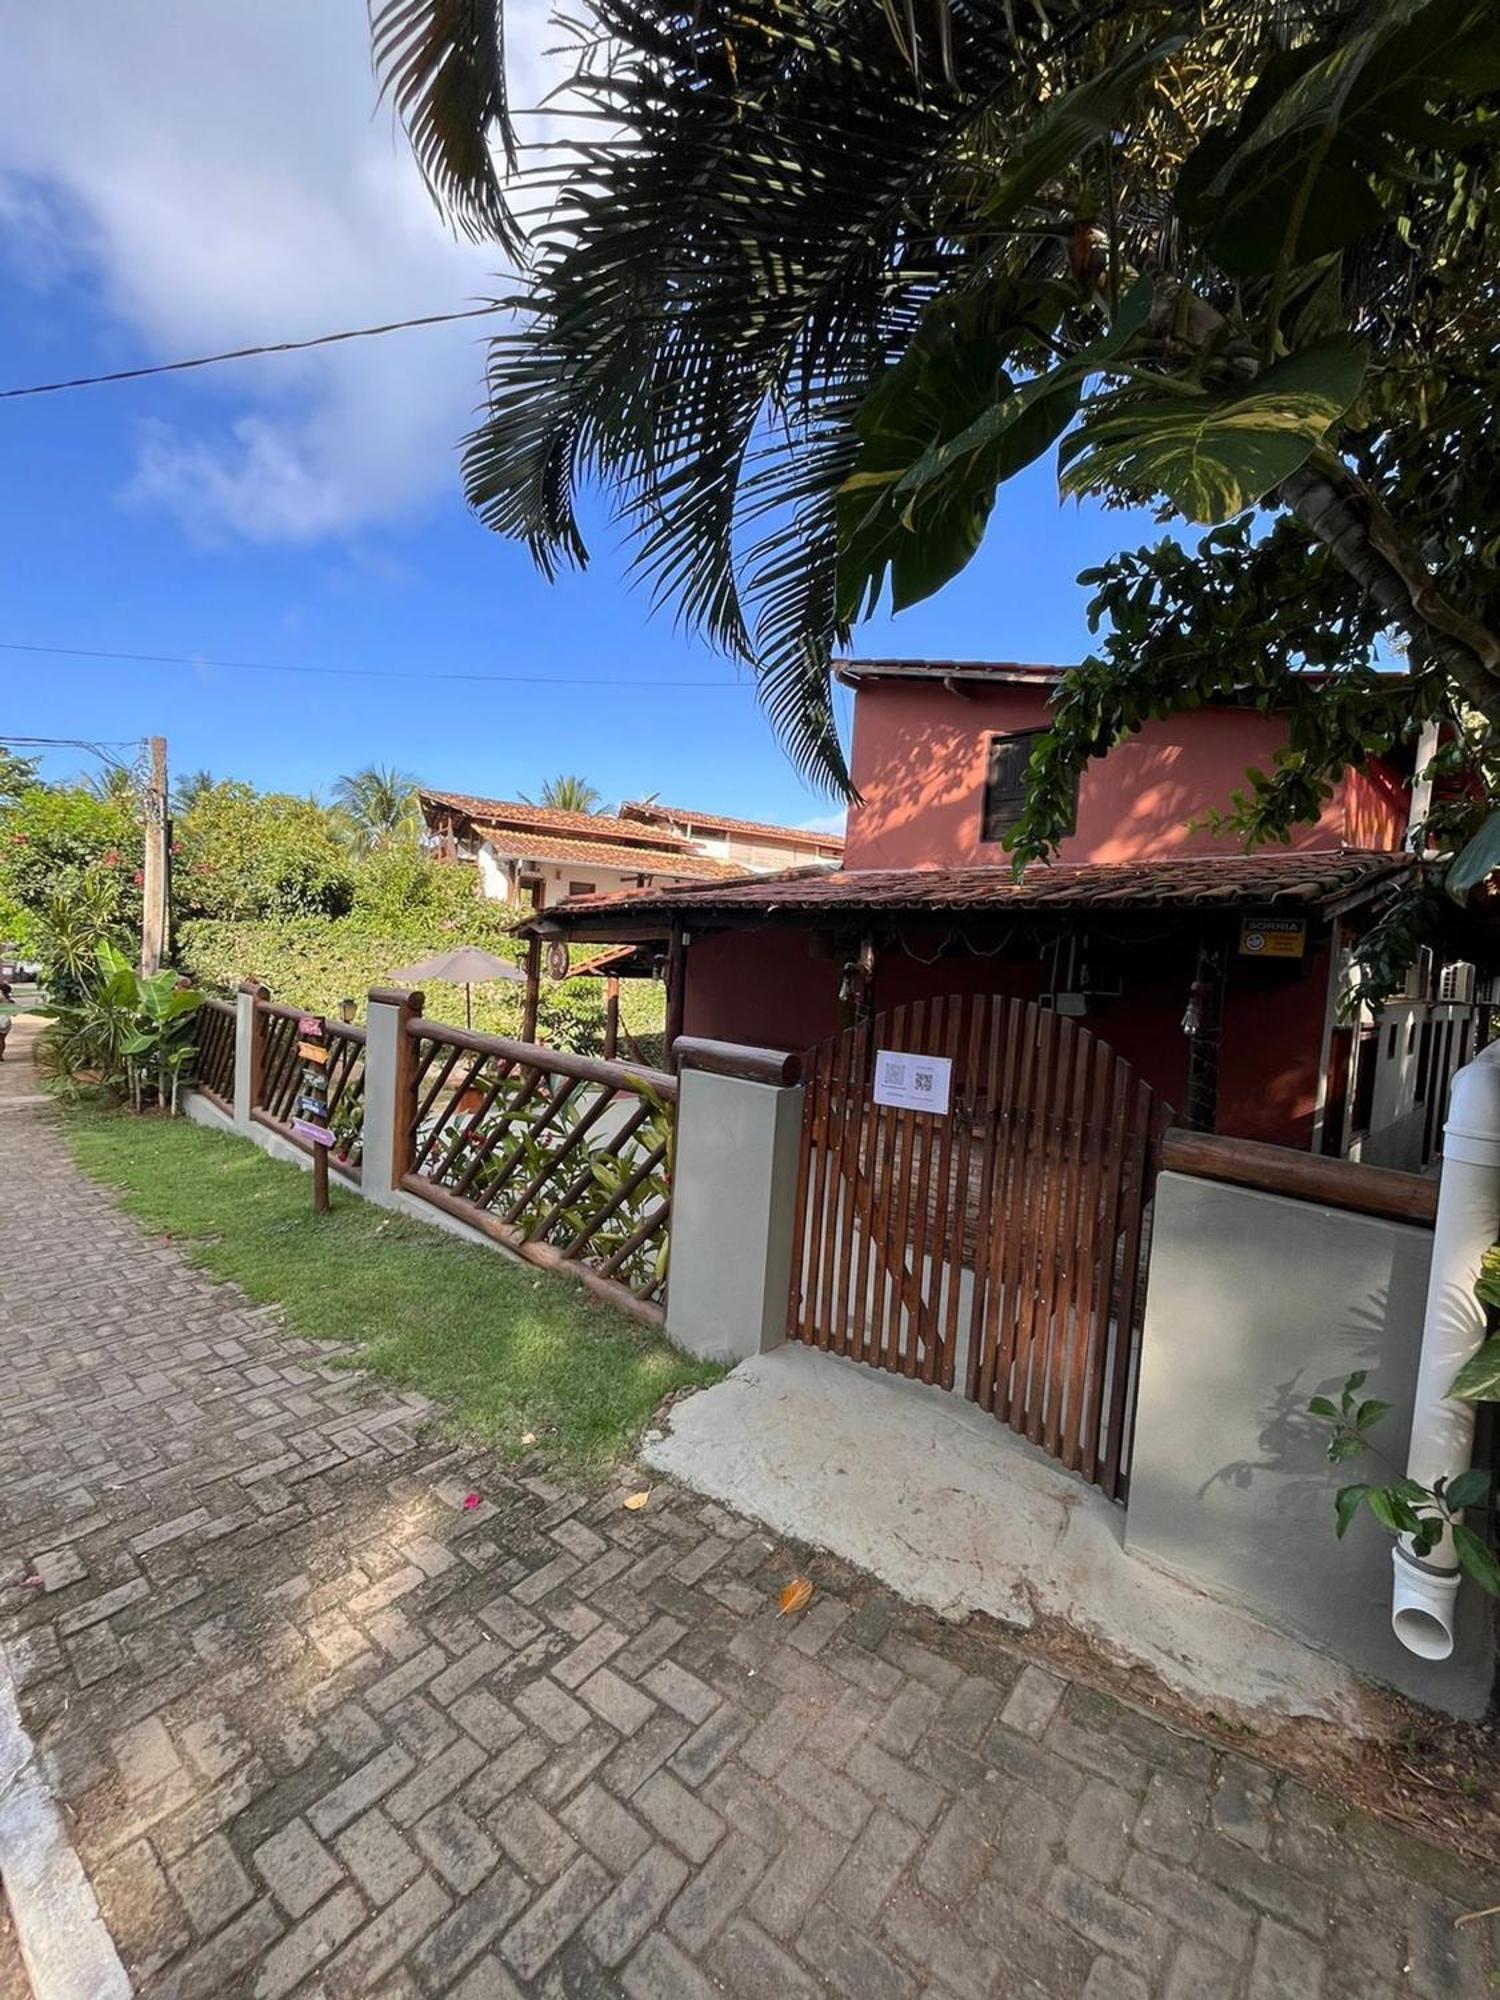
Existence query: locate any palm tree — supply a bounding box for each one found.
[172,768,218,814]
[370,0,1500,813]
[333,765,420,851]
[525,774,603,815]
[84,764,138,808]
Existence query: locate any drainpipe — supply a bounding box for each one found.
[1391,1038,1500,1659]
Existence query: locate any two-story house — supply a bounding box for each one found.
[520,661,1487,1157]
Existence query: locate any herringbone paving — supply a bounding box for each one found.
[0,1050,1495,1997]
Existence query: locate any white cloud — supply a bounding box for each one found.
[0,0,556,542]
[798,811,848,835]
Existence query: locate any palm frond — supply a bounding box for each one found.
[370,0,518,247]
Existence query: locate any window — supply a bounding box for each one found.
[982,730,1074,842]
[568,880,597,898]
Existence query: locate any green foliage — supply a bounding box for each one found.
[63,1103,717,1469]
[175,781,355,920]
[1310,1368,1499,1595]
[0,783,142,926]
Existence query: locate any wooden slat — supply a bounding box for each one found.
[964,999,1008,1404]
[882,1001,925,1376]
[838,1019,871,1356]
[785,1039,819,1342]
[816,1023,857,1353]
[1041,1017,1094,1460]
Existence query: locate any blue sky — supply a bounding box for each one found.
[0,2,1158,830]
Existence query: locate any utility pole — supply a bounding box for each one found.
[140,735,168,977]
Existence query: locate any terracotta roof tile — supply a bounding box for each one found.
[419,788,698,853]
[619,800,844,850]
[526,849,1412,927]
[477,826,745,879]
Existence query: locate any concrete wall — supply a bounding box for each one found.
[1127,1171,1493,1719]
[666,1067,803,1365]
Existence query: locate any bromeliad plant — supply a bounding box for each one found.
[1309,1247,1500,1597]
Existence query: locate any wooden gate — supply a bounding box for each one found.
[786,994,1171,1500]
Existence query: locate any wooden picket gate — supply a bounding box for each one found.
[786,994,1170,1500]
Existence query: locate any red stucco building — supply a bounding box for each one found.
[524,661,1466,1155]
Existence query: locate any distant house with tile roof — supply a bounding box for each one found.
[418,789,837,913]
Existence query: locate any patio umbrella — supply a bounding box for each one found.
[386,945,524,1028]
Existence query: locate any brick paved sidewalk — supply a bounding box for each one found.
[0,1061,1495,1998]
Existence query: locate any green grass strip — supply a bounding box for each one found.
[61,1104,719,1473]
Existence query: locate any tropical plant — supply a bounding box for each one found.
[37,940,202,1109]
[172,768,218,815]
[28,876,125,1005]
[82,763,140,808]
[332,764,421,852]
[370,0,1500,873]
[524,775,604,816]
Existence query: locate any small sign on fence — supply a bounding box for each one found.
[295,1016,332,1212]
[873,1048,953,1116]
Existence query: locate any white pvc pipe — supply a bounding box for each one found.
[1392,1038,1500,1661]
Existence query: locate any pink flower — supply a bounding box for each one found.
[132,870,145,887]
[462,1492,481,1511]
[103,850,119,866]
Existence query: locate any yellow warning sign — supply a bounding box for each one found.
[1238,916,1307,959]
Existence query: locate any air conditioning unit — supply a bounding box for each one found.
[1438,961,1477,1004]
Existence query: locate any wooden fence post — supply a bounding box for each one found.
[233,981,267,1133]
[361,986,426,1205]
[603,975,620,1063]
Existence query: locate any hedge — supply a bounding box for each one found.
[176,915,666,1060]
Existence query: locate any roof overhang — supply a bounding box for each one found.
[519,851,1418,944]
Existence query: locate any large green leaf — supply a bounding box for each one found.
[1454,1523,1500,1597]
[1449,1334,1500,1402]
[1181,0,1500,276]
[1445,809,1500,903]
[1059,339,1368,525]
[838,282,1154,618]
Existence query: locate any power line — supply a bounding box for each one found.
[0,303,511,400]
[0,639,755,692]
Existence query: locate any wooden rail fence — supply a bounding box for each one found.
[399,1012,676,1325]
[194,997,237,1112]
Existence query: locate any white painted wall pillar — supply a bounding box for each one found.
[231,981,265,1133]
[666,1038,804,1365]
[361,985,425,1209]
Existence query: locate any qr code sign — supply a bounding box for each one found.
[873,1049,953,1115]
